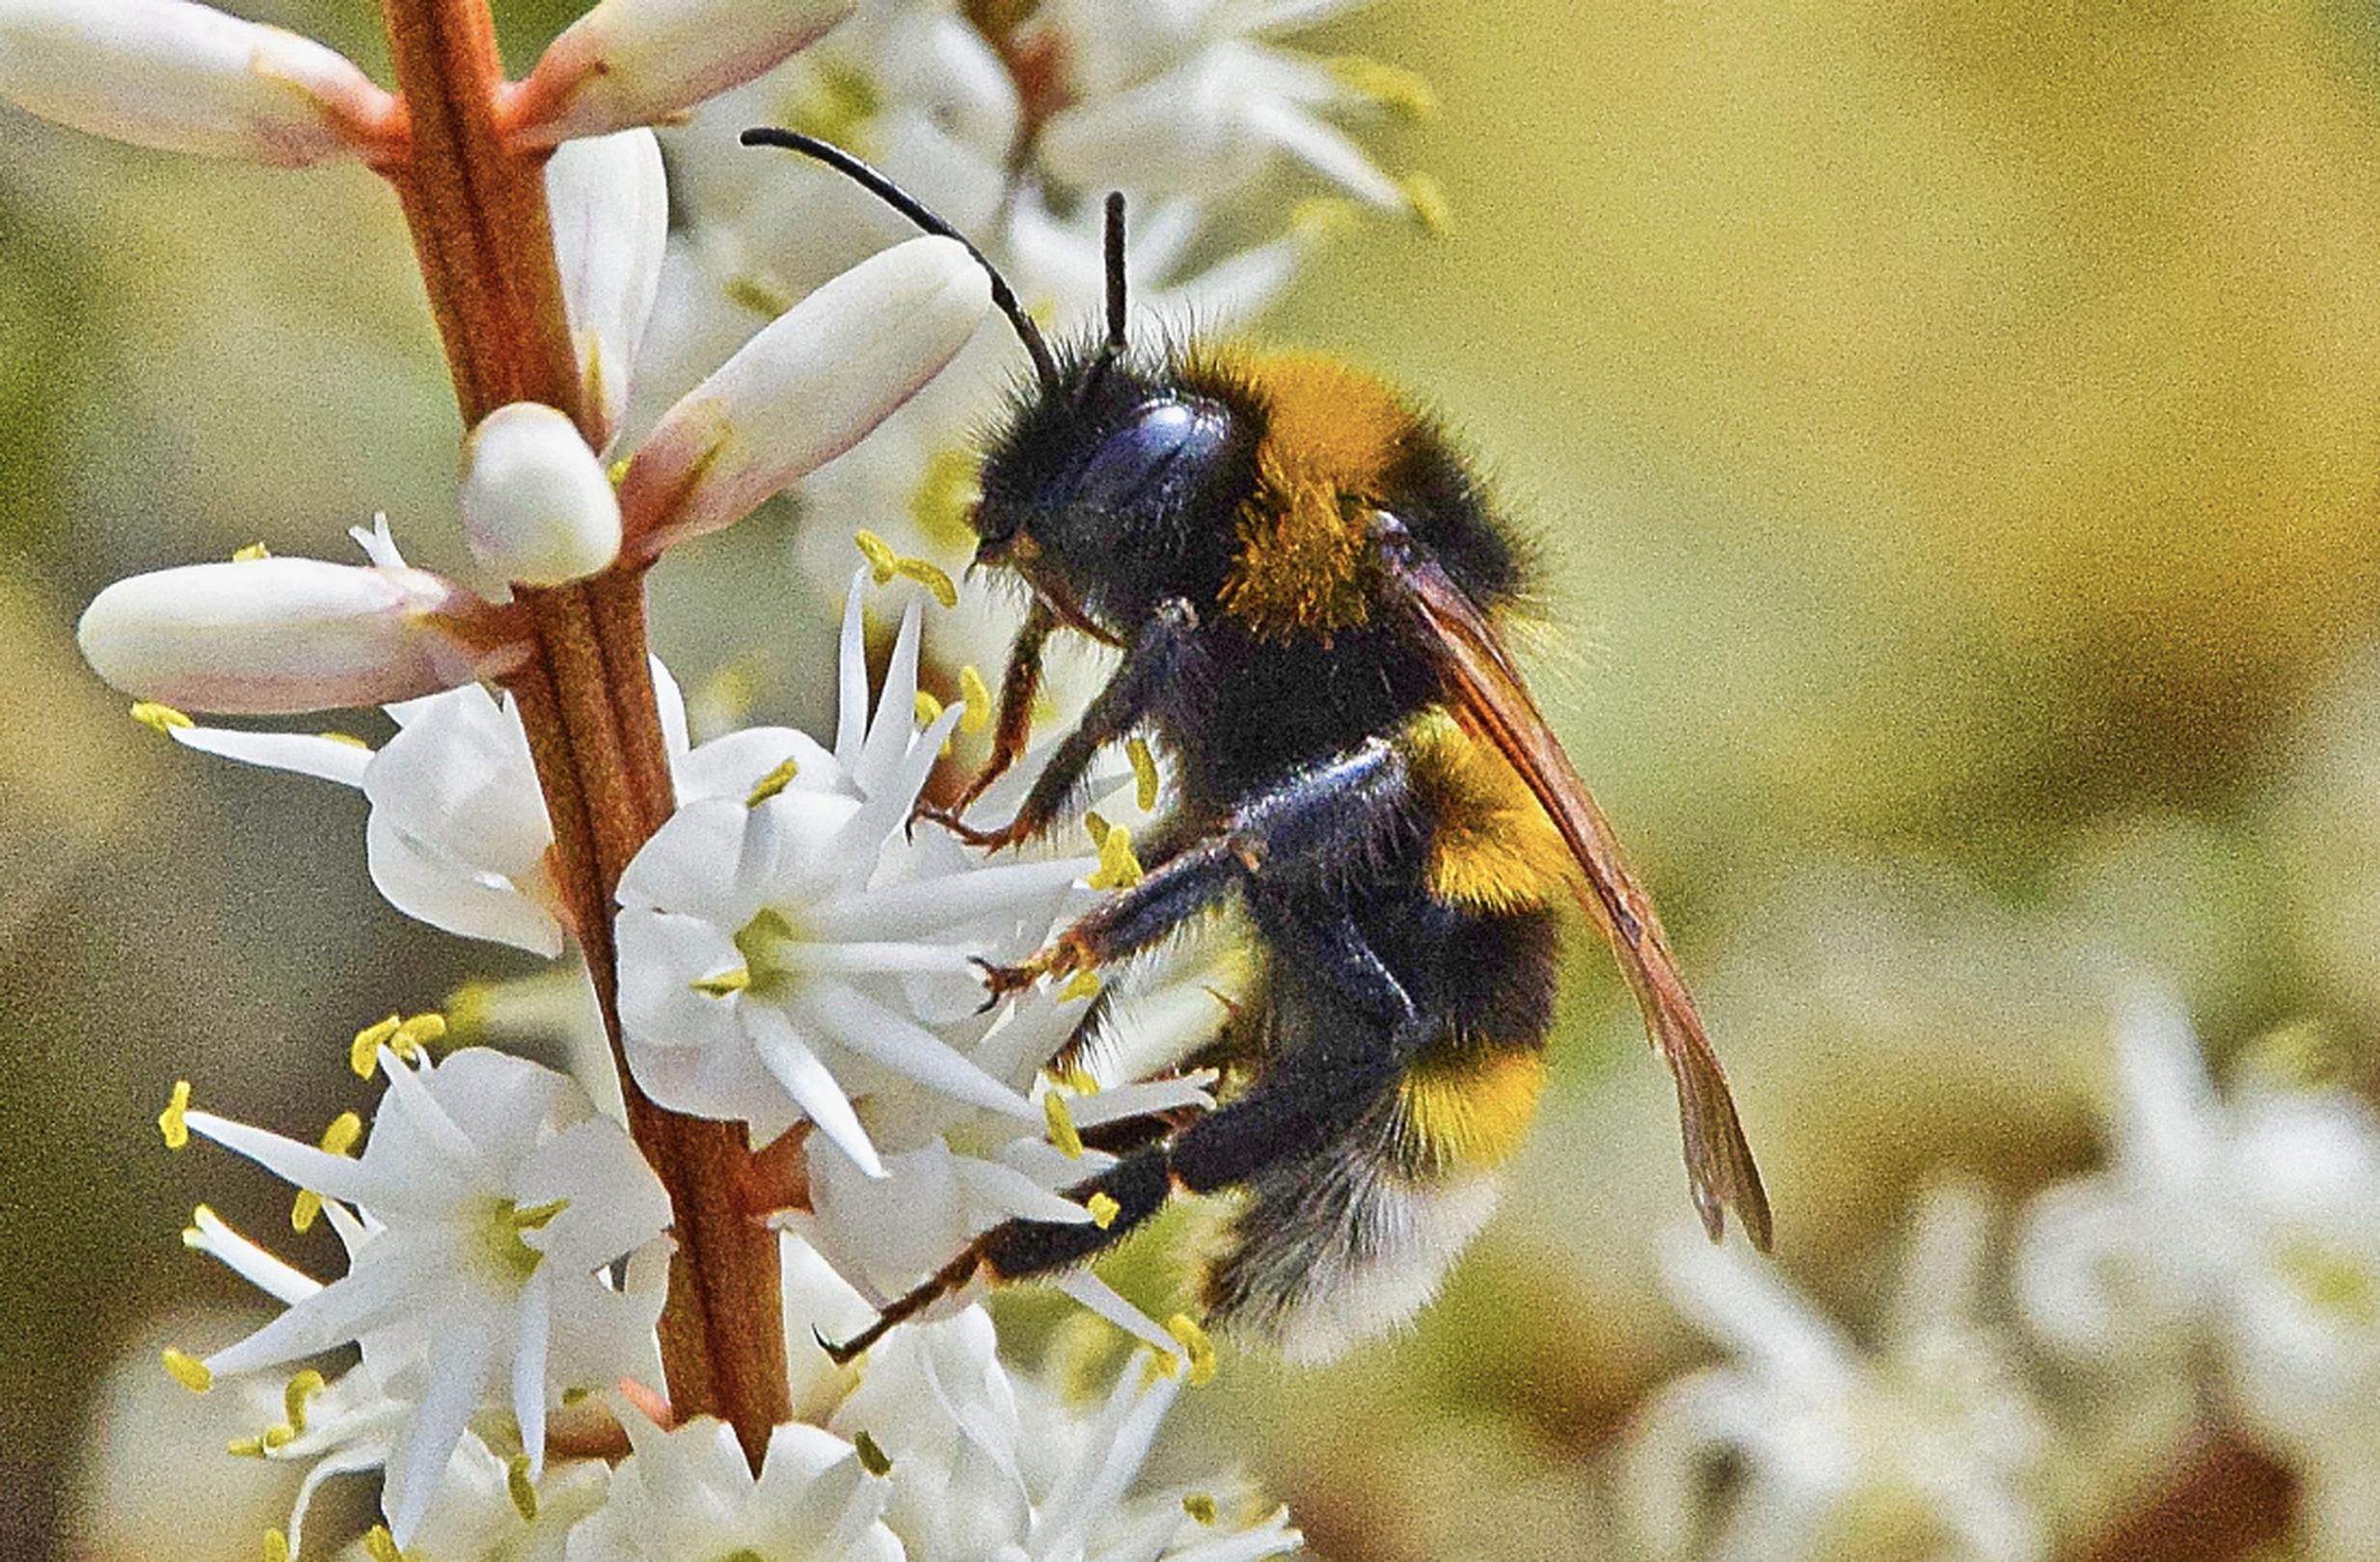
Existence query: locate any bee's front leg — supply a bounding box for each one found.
[926,597,1204,853]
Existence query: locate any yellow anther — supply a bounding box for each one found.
[1401,173,1453,237]
[444,980,495,1041]
[230,542,272,562]
[511,1198,569,1231]
[691,965,752,998]
[852,529,959,607]
[1043,1091,1086,1160]
[1088,823,1144,892]
[351,1014,402,1078]
[1183,1493,1219,1525]
[1057,968,1102,1003]
[392,1012,446,1059]
[1126,737,1161,813]
[608,454,634,487]
[507,1453,539,1522]
[852,1428,894,1477]
[158,1080,193,1149]
[284,1370,325,1434]
[726,273,796,318]
[1142,1346,1180,1387]
[1061,1064,1100,1095]
[315,731,371,749]
[746,755,800,807]
[1087,1192,1121,1229]
[1326,56,1439,117]
[260,1423,295,1451]
[958,665,992,734]
[319,1112,363,1157]
[1165,1313,1217,1387]
[131,701,194,734]
[914,689,945,727]
[291,1190,324,1234]
[365,1524,405,1562]
[161,1348,212,1393]
[263,1528,292,1562]
[908,446,982,552]
[227,1435,267,1459]
[1084,811,1113,849]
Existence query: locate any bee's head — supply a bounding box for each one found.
[972,348,1240,637]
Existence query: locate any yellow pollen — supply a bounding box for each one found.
[161,1348,212,1393]
[958,665,992,734]
[853,1428,894,1477]
[607,454,633,487]
[1183,1493,1219,1525]
[392,1012,446,1059]
[1044,1091,1086,1159]
[1057,969,1102,1003]
[284,1370,325,1434]
[159,1080,192,1149]
[1400,173,1453,237]
[746,756,799,807]
[1165,1313,1217,1387]
[1326,55,1439,118]
[1142,1346,1180,1386]
[319,1112,363,1156]
[315,731,371,749]
[507,1453,539,1521]
[290,1190,324,1234]
[1084,811,1112,848]
[350,1014,402,1078]
[131,701,193,734]
[227,1435,267,1459]
[365,1524,404,1562]
[852,529,958,606]
[1088,823,1144,892]
[1060,1064,1100,1095]
[263,1528,291,1562]
[691,965,752,998]
[230,542,271,562]
[1087,1192,1121,1229]
[914,689,945,726]
[1126,738,1161,813]
[260,1423,294,1451]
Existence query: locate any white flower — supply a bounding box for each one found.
[0,0,399,166]
[390,1430,609,1562]
[563,1414,901,1562]
[511,0,859,149]
[461,403,626,588]
[2015,985,2380,1547]
[1625,1188,2052,1562]
[167,1047,671,1547]
[616,576,1089,1165]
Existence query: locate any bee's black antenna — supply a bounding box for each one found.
[1102,190,1129,355]
[739,126,1061,395]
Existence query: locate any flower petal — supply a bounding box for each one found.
[510,0,855,148]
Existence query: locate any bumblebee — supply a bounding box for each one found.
[744,130,1771,1363]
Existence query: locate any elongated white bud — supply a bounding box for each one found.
[619,236,989,557]
[78,559,525,714]
[507,0,854,149]
[0,0,397,167]
[547,130,668,452]
[460,403,623,587]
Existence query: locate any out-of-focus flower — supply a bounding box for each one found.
[0,0,401,165]
[2015,985,2380,1554]
[563,1414,901,1562]
[164,1048,670,1546]
[1626,1187,2052,1562]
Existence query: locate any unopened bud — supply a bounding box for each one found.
[0,0,398,167]
[508,0,854,148]
[78,558,524,714]
[460,403,622,587]
[546,130,667,452]
[619,236,988,556]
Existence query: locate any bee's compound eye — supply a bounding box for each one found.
[1074,398,1229,511]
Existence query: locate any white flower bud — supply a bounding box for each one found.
[547,130,668,453]
[619,236,989,555]
[78,558,522,714]
[0,0,396,167]
[460,403,624,587]
[508,0,854,149]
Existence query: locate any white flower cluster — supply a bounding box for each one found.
[7,0,1410,1554]
[1621,986,2380,1562]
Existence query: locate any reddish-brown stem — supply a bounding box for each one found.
[376,0,790,1466]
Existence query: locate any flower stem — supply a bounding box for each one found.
[376,0,790,1466]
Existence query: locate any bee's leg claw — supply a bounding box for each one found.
[970,954,1042,1012]
[914,805,1018,851]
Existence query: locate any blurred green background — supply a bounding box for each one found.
[11,1,2380,1559]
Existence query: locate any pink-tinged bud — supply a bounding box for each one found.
[546,130,667,451]
[78,559,527,714]
[460,403,623,587]
[506,0,854,149]
[619,236,989,558]
[0,0,399,167]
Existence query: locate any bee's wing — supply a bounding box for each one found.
[1382,535,1773,1252]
